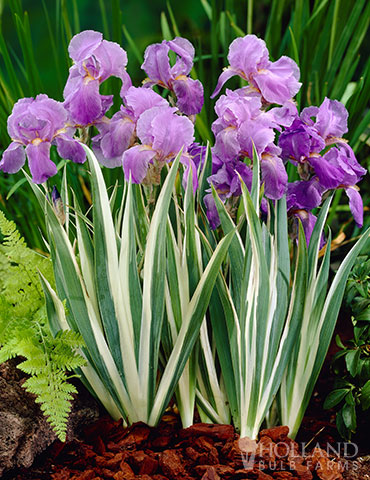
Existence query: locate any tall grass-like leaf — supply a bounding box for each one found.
[280,211,370,438]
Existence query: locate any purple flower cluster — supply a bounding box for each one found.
[205,35,366,240]
[0,31,201,187]
[279,98,366,232]
[0,30,366,239]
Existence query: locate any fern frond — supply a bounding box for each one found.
[0,212,85,442]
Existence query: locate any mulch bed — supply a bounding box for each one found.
[3,311,370,480]
[4,414,355,480]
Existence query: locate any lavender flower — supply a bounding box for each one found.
[122,106,196,187]
[63,30,131,126]
[0,95,85,183]
[210,88,288,203]
[211,35,301,104]
[142,37,204,115]
[92,86,168,167]
[280,97,366,227]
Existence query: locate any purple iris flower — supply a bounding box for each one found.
[211,89,288,200]
[63,30,131,126]
[122,106,196,188]
[142,37,204,115]
[211,35,301,104]
[278,119,325,164]
[0,95,85,184]
[279,97,366,227]
[300,97,348,140]
[92,86,168,167]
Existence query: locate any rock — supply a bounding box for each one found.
[0,359,99,476]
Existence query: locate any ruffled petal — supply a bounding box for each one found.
[315,97,348,139]
[253,56,301,104]
[228,35,269,75]
[55,134,86,164]
[25,142,57,183]
[0,142,26,174]
[122,145,157,183]
[345,186,363,227]
[68,30,103,62]
[136,106,176,145]
[124,86,168,119]
[151,109,194,158]
[172,76,204,115]
[308,154,344,190]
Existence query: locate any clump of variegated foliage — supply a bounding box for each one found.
[0,211,85,441]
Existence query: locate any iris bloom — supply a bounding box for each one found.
[211,35,301,104]
[142,37,203,115]
[92,86,168,167]
[279,98,366,227]
[63,30,131,126]
[0,95,85,183]
[122,106,196,188]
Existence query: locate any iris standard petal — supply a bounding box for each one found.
[237,119,275,158]
[228,35,269,75]
[151,108,194,159]
[68,30,103,62]
[100,117,135,160]
[168,37,195,77]
[213,126,240,161]
[315,97,348,139]
[253,56,301,105]
[93,39,128,82]
[124,86,168,119]
[142,42,171,86]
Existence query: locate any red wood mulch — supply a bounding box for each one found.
[7,414,347,480]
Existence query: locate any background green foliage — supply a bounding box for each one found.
[0,210,85,441]
[0,0,369,249]
[324,256,370,440]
